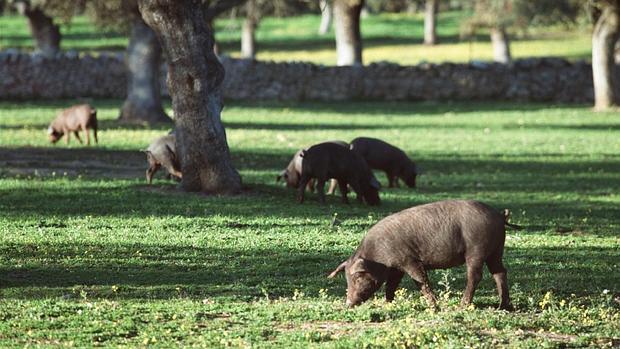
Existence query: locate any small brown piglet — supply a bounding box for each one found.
[145,134,182,184]
[47,104,98,145]
[350,137,419,188]
[329,200,522,310]
[298,141,380,205]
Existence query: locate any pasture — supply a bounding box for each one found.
[0,100,618,347]
[0,12,592,65]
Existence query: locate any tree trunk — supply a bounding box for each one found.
[423,0,437,45]
[138,0,242,194]
[119,16,171,124]
[490,26,511,64]
[241,0,258,59]
[318,0,332,35]
[333,0,364,66]
[23,7,60,57]
[592,3,620,110]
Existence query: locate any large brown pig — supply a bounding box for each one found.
[47,104,98,145]
[328,200,521,310]
[298,142,380,205]
[145,134,182,184]
[350,137,418,188]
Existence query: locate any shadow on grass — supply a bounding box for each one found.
[1,147,618,232]
[0,242,617,301]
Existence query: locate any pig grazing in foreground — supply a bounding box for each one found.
[329,200,521,310]
[47,104,98,145]
[298,142,380,205]
[350,137,418,188]
[145,134,182,184]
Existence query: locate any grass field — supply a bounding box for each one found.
[0,100,618,347]
[0,11,592,65]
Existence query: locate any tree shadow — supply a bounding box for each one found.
[1,242,616,301]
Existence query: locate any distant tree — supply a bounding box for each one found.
[424,0,438,45]
[318,0,333,35]
[241,0,259,58]
[9,0,61,57]
[333,0,364,66]
[590,0,620,110]
[238,0,312,59]
[463,0,582,64]
[138,0,243,194]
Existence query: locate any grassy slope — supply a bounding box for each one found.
[0,100,618,347]
[0,12,592,65]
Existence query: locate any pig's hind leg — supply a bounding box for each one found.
[315,179,327,204]
[461,258,484,307]
[385,268,405,302]
[486,251,512,311]
[337,179,349,204]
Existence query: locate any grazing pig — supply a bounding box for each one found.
[277,141,347,194]
[47,104,98,145]
[298,142,380,205]
[328,200,521,310]
[350,137,418,188]
[144,134,182,184]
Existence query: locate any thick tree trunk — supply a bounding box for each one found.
[423,0,437,45]
[138,0,242,194]
[318,0,332,35]
[333,0,364,66]
[119,16,171,124]
[592,4,620,110]
[490,26,511,64]
[23,7,60,57]
[241,0,258,59]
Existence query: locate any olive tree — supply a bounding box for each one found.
[591,0,620,110]
[137,0,243,194]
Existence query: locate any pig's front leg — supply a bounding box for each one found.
[403,262,438,310]
[385,268,405,302]
[298,175,310,204]
[73,131,83,144]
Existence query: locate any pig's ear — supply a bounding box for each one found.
[349,258,370,275]
[328,261,347,278]
[369,177,381,190]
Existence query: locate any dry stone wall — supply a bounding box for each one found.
[0,50,604,103]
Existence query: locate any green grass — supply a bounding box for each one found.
[0,11,592,65]
[0,100,618,347]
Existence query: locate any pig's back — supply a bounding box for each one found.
[147,135,176,156]
[358,200,504,269]
[351,137,405,169]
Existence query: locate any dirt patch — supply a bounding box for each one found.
[0,146,146,180]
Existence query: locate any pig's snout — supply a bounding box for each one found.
[346,299,352,307]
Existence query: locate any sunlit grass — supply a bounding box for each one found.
[0,99,618,346]
[0,11,592,65]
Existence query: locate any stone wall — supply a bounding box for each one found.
[0,50,606,103]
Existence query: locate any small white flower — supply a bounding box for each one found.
[602,289,610,295]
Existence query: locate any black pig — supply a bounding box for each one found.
[350,137,418,188]
[298,142,380,205]
[329,200,521,310]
